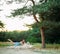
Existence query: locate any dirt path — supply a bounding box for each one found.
[0,47,60,54]
[0,47,39,54]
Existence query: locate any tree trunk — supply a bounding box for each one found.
[40,27,45,48]
[31,0,46,48]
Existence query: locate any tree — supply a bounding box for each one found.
[10,0,60,48]
[11,0,46,48]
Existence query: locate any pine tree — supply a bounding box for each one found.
[11,0,60,48]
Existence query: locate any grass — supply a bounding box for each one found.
[0,42,13,47]
[0,42,60,49]
[46,44,60,49]
[32,43,60,49]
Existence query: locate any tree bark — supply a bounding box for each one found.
[40,27,45,48]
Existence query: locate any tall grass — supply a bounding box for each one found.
[0,42,60,49]
[32,43,60,49]
[0,42,13,47]
[46,44,60,49]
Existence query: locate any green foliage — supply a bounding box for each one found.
[45,28,60,44]
[0,21,4,28]
[11,7,29,17]
[39,21,60,29]
[6,0,60,44]
[26,36,37,43]
[11,0,60,15]
[42,7,60,22]
[11,0,60,28]
[5,31,28,42]
[0,31,6,41]
[0,27,60,44]
[32,0,60,13]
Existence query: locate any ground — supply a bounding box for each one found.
[0,47,60,54]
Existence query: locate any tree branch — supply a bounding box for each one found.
[30,0,39,23]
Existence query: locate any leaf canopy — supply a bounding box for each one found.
[11,0,60,28]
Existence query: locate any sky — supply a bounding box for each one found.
[0,0,35,31]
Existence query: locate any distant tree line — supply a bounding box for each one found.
[0,27,60,44]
